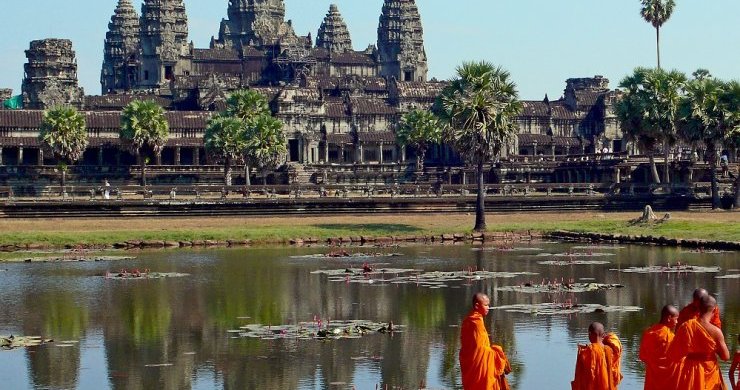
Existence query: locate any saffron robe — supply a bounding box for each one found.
[639,323,677,389]
[678,301,722,329]
[667,319,726,390]
[571,342,620,390]
[460,311,511,390]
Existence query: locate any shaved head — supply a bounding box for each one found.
[471,293,490,317]
[699,295,717,315]
[660,304,679,328]
[693,288,709,301]
[589,322,605,336]
[472,293,489,307]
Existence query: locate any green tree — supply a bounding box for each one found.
[224,89,272,184]
[120,100,169,187]
[205,115,247,186]
[679,76,740,209]
[438,62,522,231]
[39,106,89,195]
[244,114,287,185]
[640,0,676,69]
[616,67,686,184]
[397,109,442,171]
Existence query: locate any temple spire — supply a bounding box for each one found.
[217,0,297,49]
[139,0,190,88]
[377,0,427,82]
[101,0,141,93]
[317,4,353,53]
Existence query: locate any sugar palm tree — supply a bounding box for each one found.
[640,0,676,69]
[397,109,442,171]
[205,115,247,186]
[120,100,169,187]
[39,106,89,196]
[616,67,686,185]
[225,89,271,184]
[679,76,740,209]
[244,114,287,185]
[438,61,522,231]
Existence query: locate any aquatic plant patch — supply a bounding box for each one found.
[571,245,625,250]
[311,268,538,288]
[537,260,611,266]
[234,320,401,340]
[471,247,545,252]
[490,303,642,315]
[715,274,740,279]
[105,271,190,280]
[290,252,403,259]
[21,255,135,263]
[497,282,624,294]
[1,336,54,350]
[610,265,721,274]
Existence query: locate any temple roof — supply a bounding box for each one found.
[0,110,211,131]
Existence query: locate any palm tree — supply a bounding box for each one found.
[679,76,740,209]
[438,61,522,232]
[397,109,442,171]
[204,115,247,186]
[244,114,287,185]
[39,106,88,196]
[120,100,169,187]
[640,0,676,69]
[616,67,686,185]
[224,89,271,184]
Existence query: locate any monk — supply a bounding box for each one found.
[572,322,622,390]
[459,293,512,390]
[668,295,730,390]
[678,288,722,328]
[729,334,739,390]
[639,305,679,389]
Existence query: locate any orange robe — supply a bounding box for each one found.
[460,310,511,390]
[572,343,616,390]
[678,301,722,328]
[639,323,677,389]
[603,333,624,387]
[667,319,726,390]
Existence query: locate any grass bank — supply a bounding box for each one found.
[0,211,737,251]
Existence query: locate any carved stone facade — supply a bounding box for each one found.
[138,0,192,89]
[316,5,353,54]
[21,39,84,110]
[216,0,300,49]
[101,0,141,93]
[377,0,428,82]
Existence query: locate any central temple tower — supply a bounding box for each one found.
[139,0,191,89]
[377,0,427,82]
[216,0,298,49]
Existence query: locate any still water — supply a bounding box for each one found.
[0,242,737,390]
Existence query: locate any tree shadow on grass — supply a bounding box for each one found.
[312,224,422,234]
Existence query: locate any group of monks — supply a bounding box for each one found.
[459,289,740,390]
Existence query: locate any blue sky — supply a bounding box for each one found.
[0,0,738,100]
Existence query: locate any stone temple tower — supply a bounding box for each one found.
[217,0,298,49]
[377,0,427,82]
[139,0,191,90]
[101,0,141,94]
[22,39,85,110]
[316,5,352,54]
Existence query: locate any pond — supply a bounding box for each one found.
[0,242,737,389]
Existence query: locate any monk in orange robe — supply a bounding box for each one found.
[639,305,679,389]
[460,293,512,390]
[571,322,622,390]
[678,288,722,328]
[668,295,730,390]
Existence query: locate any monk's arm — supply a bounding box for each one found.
[713,329,730,361]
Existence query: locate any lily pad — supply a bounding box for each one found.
[611,265,721,274]
[472,247,544,252]
[22,256,135,263]
[490,303,642,315]
[538,260,611,266]
[105,272,190,280]
[571,245,625,250]
[498,283,624,294]
[716,274,740,279]
[236,320,402,341]
[292,252,402,259]
[313,269,537,288]
[550,252,615,257]
[1,336,53,350]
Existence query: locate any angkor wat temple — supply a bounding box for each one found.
[0,0,633,188]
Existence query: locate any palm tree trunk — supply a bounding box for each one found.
[708,143,720,209]
[473,160,486,232]
[663,142,670,185]
[61,168,67,196]
[656,27,661,69]
[648,152,661,184]
[417,148,426,171]
[245,164,251,186]
[140,158,147,187]
[224,157,232,186]
[734,169,740,209]
[262,170,267,186]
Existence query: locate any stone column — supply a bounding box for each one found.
[18,147,24,165]
[38,149,44,166]
[98,148,104,166]
[400,145,406,163]
[192,148,200,165]
[175,146,181,166]
[358,144,364,163]
[155,152,162,165]
[339,145,345,163]
[615,168,621,184]
[533,142,537,157]
[0,146,4,165]
[379,143,384,164]
[551,145,556,157]
[581,143,586,154]
[566,146,571,156]
[324,142,329,163]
